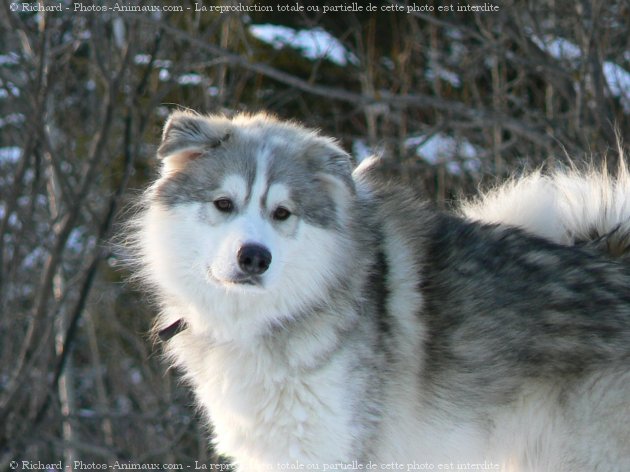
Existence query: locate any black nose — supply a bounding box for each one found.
[237,244,272,275]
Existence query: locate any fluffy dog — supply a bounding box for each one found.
[127,111,630,471]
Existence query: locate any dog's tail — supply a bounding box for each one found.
[461,160,630,260]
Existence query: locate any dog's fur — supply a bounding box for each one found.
[461,163,630,258]
[127,111,630,471]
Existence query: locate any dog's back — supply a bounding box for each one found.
[356,159,630,470]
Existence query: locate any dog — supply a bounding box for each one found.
[127,111,630,471]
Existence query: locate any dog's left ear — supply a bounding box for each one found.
[310,138,356,196]
[157,111,231,175]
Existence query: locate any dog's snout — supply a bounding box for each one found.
[237,244,272,275]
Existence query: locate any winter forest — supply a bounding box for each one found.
[1,0,629,467]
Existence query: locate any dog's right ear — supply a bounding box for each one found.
[157,111,231,175]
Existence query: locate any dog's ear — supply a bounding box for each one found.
[310,138,356,195]
[157,111,231,175]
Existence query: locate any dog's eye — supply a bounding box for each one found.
[214,198,234,213]
[273,206,291,221]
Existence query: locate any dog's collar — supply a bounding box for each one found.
[158,318,187,342]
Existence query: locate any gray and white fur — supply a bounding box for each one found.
[127,111,630,471]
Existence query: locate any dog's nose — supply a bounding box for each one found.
[237,244,272,275]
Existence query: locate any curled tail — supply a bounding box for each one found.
[460,161,630,260]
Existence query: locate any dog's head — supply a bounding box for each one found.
[141,111,356,314]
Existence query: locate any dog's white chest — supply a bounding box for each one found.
[177,337,360,470]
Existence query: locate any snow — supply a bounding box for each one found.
[407,134,480,174]
[351,135,480,173]
[532,34,630,111]
[135,54,202,86]
[177,73,203,85]
[153,59,172,68]
[426,31,463,88]
[134,54,151,65]
[352,139,373,163]
[603,61,630,111]
[0,113,25,128]
[21,247,45,271]
[426,62,461,87]
[0,53,19,66]
[0,146,21,163]
[158,68,170,82]
[249,24,358,66]
[0,81,20,98]
[531,36,581,61]
[134,55,173,68]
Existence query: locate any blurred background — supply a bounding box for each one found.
[0,0,628,467]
